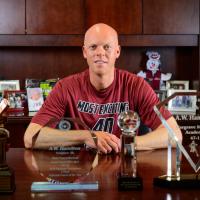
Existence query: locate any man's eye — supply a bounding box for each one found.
[89,45,97,50]
[104,45,110,50]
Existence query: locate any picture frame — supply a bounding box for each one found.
[27,88,44,112]
[155,90,167,102]
[4,90,27,112]
[166,80,189,90]
[0,91,3,102]
[0,80,20,92]
[0,98,9,115]
[192,80,199,90]
[167,89,197,114]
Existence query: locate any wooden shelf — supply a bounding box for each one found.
[0,34,198,47]
[3,112,32,124]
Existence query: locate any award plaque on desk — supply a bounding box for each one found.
[31,117,99,192]
[0,128,15,193]
[154,91,200,188]
[117,110,143,190]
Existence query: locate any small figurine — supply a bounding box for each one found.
[137,51,172,90]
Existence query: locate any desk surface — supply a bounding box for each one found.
[1,148,199,200]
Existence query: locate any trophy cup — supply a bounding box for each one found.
[0,128,15,193]
[117,110,143,190]
[154,90,200,188]
[30,117,99,192]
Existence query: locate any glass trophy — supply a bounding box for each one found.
[117,110,143,190]
[0,128,15,193]
[153,90,200,188]
[30,117,99,192]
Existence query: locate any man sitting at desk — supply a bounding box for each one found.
[24,23,182,154]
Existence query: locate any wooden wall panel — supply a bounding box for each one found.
[26,0,85,34]
[0,47,198,89]
[117,47,199,84]
[0,0,25,34]
[143,0,199,34]
[0,47,87,88]
[86,0,142,34]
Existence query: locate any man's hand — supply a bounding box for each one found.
[85,131,121,154]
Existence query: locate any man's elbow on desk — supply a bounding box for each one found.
[24,123,42,149]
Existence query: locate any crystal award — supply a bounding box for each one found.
[153,90,200,188]
[30,117,99,192]
[117,110,143,190]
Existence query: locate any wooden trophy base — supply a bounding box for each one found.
[118,173,143,191]
[154,174,200,188]
[0,168,15,193]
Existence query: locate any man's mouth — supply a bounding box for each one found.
[94,60,107,64]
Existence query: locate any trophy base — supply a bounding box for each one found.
[118,173,143,191]
[154,174,200,188]
[0,168,15,193]
[31,181,99,192]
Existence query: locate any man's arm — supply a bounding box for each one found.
[24,122,121,153]
[135,116,182,150]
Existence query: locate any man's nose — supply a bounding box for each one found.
[96,46,105,56]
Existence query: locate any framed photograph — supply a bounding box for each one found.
[192,80,199,90]
[25,78,43,88]
[4,90,27,112]
[155,90,167,102]
[166,80,189,90]
[0,98,9,114]
[27,88,44,112]
[0,91,3,102]
[167,89,197,114]
[0,80,20,92]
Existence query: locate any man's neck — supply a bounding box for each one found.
[89,71,114,91]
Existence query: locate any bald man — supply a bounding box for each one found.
[24,23,182,153]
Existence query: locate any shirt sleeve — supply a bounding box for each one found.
[134,77,171,130]
[31,81,67,126]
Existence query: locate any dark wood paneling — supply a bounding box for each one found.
[118,35,198,47]
[0,35,85,46]
[143,0,199,34]
[26,0,85,34]
[0,0,25,34]
[3,113,32,148]
[0,47,87,89]
[117,47,199,82]
[0,47,198,89]
[86,0,142,34]
[0,35,198,47]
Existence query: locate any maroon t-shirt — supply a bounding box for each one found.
[32,68,171,138]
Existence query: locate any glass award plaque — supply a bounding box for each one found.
[0,128,15,193]
[153,91,200,188]
[117,111,143,190]
[31,117,99,192]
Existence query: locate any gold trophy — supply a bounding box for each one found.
[0,128,15,193]
[117,110,143,190]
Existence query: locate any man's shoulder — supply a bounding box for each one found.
[116,68,144,82]
[59,69,88,84]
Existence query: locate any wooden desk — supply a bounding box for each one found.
[1,148,199,200]
[2,112,32,148]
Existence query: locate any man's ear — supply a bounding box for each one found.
[116,45,121,59]
[82,46,87,59]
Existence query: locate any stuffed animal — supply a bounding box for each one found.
[137,51,172,90]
